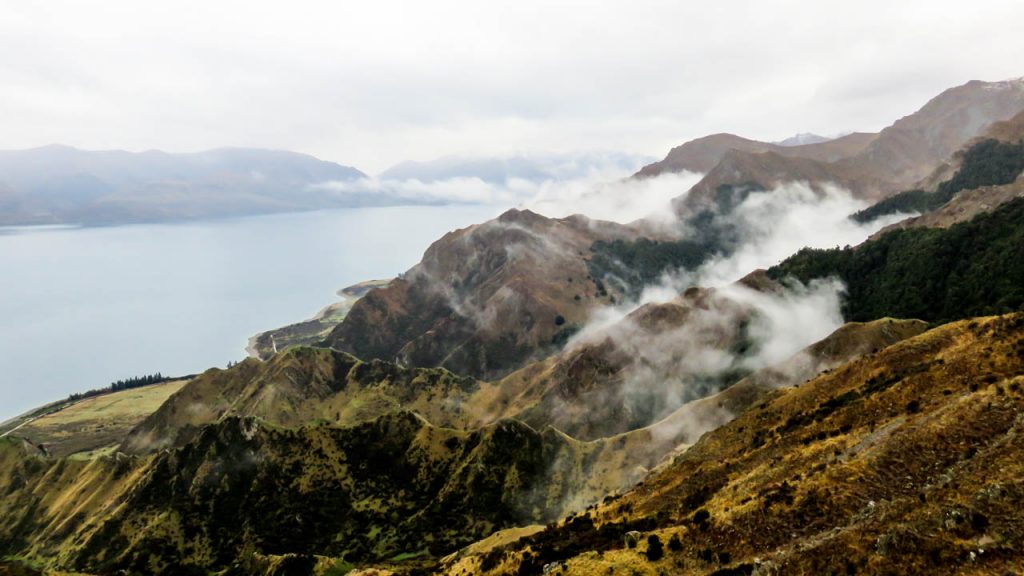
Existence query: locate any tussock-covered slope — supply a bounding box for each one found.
[1,412,638,574]
[475,286,759,441]
[120,347,481,454]
[610,317,930,459]
[444,313,1024,575]
[0,300,934,576]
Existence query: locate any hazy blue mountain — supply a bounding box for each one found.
[0,145,370,225]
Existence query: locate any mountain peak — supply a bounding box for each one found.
[774,133,832,147]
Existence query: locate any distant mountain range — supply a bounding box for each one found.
[0,147,655,226]
[0,145,372,225]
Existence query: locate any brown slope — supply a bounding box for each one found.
[843,78,1024,186]
[0,316,934,575]
[635,132,876,178]
[635,134,780,177]
[323,209,635,380]
[612,317,930,463]
[982,107,1024,142]
[781,131,880,162]
[448,312,1024,576]
[463,265,926,444]
[670,148,882,215]
[670,78,1024,217]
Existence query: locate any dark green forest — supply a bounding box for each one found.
[769,197,1024,324]
[588,236,718,299]
[852,138,1024,223]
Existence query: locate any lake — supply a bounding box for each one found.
[0,204,503,421]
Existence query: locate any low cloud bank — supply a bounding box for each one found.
[312,152,702,224]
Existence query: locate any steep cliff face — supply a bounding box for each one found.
[444,313,1024,576]
[324,209,636,380]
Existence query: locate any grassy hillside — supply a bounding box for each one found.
[0,411,660,574]
[323,209,635,381]
[443,312,1024,575]
[119,348,482,454]
[11,380,188,458]
[0,313,932,575]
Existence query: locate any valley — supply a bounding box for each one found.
[2,77,1024,576]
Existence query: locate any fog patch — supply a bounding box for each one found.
[562,278,846,429]
[520,171,703,224]
[716,277,846,369]
[693,182,912,286]
[313,170,702,225]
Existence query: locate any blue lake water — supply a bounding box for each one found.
[0,205,503,421]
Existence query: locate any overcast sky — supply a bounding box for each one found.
[2,0,1023,173]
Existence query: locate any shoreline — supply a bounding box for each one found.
[245,278,392,359]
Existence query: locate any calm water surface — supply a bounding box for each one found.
[0,205,502,421]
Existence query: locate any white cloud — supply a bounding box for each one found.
[694,183,911,286]
[315,167,702,224]
[520,171,702,224]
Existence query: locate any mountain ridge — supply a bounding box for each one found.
[644,78,1024,219]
